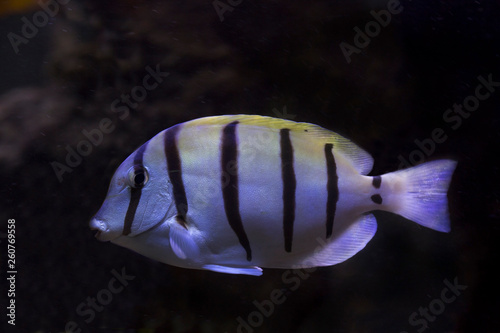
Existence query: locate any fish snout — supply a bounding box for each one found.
[89,218,117,242]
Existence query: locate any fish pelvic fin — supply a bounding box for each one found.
[384,159,457,232]
[202,264,263,276]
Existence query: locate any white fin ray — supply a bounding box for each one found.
[169,223,200,260]
[202,264,263,276]
[327,135,374,175]
[389,159,457,232]
[295,214,378,268]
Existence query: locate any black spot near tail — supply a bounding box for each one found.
[371,194,383,205]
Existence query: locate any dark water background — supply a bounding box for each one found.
[0,1,499,332]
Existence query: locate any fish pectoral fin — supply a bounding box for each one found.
[169,223,200,260]
[297,214,377,268]
[202,264,263,276]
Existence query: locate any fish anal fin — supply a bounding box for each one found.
[202,264,263,276]
[297,214,377,268]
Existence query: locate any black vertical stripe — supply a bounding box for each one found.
[372,175,382,189]
[221,121,252,261]
[123,142,149,235]
[164,125,189,220]
[324,143,339,238]
[280,129,296,253]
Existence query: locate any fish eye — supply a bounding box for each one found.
[128,166,149,188]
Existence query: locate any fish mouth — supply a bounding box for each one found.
[89,218,117,242]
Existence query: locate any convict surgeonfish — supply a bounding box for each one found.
[90,115,457,276]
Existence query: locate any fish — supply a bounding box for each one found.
[89,115,457,276]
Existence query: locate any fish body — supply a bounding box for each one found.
[90,115,457,276]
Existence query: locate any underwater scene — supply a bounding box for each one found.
[1,0,499,332]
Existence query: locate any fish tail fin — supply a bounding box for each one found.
[385,159,457,232]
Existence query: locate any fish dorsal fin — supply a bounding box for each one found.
[296,214,377,268]
[182,115,373,175]
[322,130,374,175]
